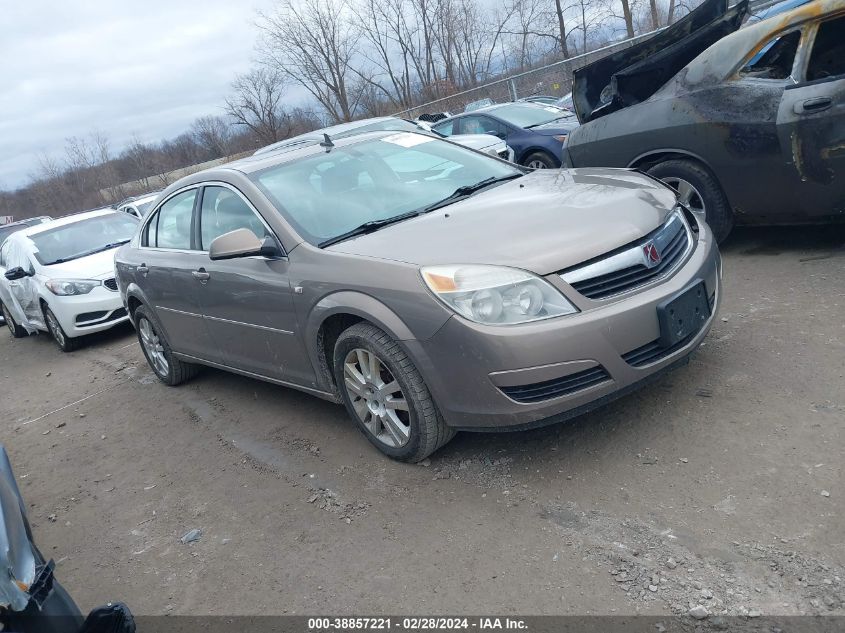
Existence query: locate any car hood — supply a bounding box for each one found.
[39,247,119,280]
[0,446,36,612]
[327,168,677,274]
[528,117,580,134]
[572,0,748,123]
[450,133,504,151]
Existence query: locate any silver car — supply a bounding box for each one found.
[115,131,721,461]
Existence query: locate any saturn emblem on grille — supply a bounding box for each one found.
[642,241,662,268]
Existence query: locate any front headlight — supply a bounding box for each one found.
[553,135,568,143]
[45,279,100,296]
[421,265,578,325]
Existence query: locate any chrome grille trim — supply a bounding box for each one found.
[560,210,693,300]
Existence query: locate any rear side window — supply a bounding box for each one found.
[145,190,197,249]
[199,186,270,250]
[807,16,845,81]
[741,30,801,80]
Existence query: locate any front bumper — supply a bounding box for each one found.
[407,220,721,430]
[47,287,129,338]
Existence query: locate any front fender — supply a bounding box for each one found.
[304,291,444,394]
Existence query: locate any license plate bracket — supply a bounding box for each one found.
[657,281,710,348]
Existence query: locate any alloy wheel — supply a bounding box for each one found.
[139,317,169,377]
[45,310,65,347]
[662,176,706,221]
[527,159,548,169]
[2,304,13,334]
[343,348,410,448]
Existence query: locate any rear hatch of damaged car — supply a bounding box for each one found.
[571,0,749,124]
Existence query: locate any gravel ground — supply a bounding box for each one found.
[1,225,843,621]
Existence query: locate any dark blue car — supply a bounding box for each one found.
[432,102,579,169]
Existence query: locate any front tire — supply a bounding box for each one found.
[134,304,199,386]
[522,151,557,169]
[647,159,734,243]
[44,305,81,352]
[1,302,28,338]
[333,323,455,462]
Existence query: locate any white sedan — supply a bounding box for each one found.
[0,209,138,351]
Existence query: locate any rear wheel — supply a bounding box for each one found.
[522,151,556,169]
[647,159,734,243]
[134,304,199,385]
[333,322,454,462]
[1,302,28,338]
[44,305,81,352]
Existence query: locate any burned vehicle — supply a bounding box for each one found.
[0,446,135,633]
[563,0,845,241]
[116,131,720,462]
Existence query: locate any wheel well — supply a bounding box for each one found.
[127,296,142,321]
[317,313,364,390]
[629,151,704,172]
[519,147,557,165]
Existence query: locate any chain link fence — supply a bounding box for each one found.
[396,0,773,119]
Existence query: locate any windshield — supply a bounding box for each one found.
[136,199,156,216]
[488,104,571,128]
[30,213,139,265]
[0,219,47,246]
[251,133,521,245]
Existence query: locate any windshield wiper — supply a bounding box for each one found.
[45,240,131,265]
[419,173,523,213]
[318,174,522,248]
[318,210,426,248]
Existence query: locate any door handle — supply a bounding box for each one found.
[137,264,149,275]
[795,96,832,114]
[192,268,211,282]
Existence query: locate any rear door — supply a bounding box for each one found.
[136,188,218,362]
[776,14,845,218]
[194,184,313,385]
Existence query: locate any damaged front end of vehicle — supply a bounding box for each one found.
[572,0,749,123]
[0,447,135,633]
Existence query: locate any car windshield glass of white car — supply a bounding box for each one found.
[29,214,139,266]
[251,134,521,245]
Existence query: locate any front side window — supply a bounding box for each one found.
[199,186,271,250]
[146,190,196,250]
[29,213,138,266]
[251,133,521,246]
[740,30,801,80]
[806,16,845,82]
[432,120,454,136]
[461,116,509,138]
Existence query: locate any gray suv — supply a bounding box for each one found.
[115,131,721,461]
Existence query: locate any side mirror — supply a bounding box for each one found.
[4,267,29,281]
[208,228,283,261]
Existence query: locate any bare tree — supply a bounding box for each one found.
[224,69,289,145]
[191,115,232,158]
[257,0,365,123]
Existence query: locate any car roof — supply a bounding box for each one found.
[254,117,400,156]
[0,216,50,229]
[678,0,844,88]
[15,208,124,240]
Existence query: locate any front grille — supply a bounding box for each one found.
[103,278,119,291]
[562,212,691,300]
[498,149,510,160]
[622,333,696,367]
[500,365,611,403]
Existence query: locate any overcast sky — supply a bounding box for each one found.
[0,0,282,191]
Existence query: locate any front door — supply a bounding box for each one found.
[136,188,218,362]
[194,185,313,385]
[776,14,845,219]
[0,239,43,330]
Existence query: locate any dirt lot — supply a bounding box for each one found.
[1,226,843,619]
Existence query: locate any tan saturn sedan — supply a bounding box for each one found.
[115,130,722,461]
